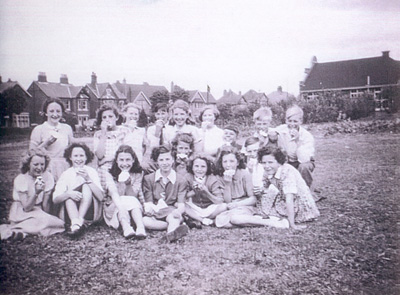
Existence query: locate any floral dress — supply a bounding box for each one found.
[258,163,320,223]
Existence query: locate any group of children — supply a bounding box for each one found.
[0,98,320,242]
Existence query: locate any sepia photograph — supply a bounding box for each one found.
[0,0,399,294]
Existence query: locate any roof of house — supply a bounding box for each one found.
[301,53,400,91]
[187,90,217,104]
[114,82,168,100]
[86,82,126,99]
[267,87,294,104]
[32,81,82,99]
[0,80,32,99]
[242,90,267,104]
[217,90,245,105]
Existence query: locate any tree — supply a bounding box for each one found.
[149,90,170,112]
[170,86,189,102]
[0,88,27,126]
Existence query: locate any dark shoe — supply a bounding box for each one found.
[166,224,189,242]
[67,224,85,238]
[183,214,202,229]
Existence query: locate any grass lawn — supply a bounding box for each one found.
[0,133,399,294]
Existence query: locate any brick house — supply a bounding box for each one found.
[242,90,268,105]
[0,77,32,127]
[300,51,400,111]
[187,90,217,118]
[267,86,295,105]
[84,73,127,119]
[217,90,246,106]
[27,73,84,125]
[114,80,168,115]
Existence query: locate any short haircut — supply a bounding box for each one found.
[187,154,214,176]
[151,145,172,162]
[21,149,51,174]
[63,143,94,166]
[199,106,220,122]
[109,145,142,179]
[122,103,141,113]
[42,98,65,114]
[171,99,190,113]
[214,146,246,176]
[244,136,260,148]
[253,107,272,121]
[171,133,195,156]
[96,104,119,127]
[257,146,287,165]
[152,102,169,113]
[223,124,239,135]
[286,105,304,120]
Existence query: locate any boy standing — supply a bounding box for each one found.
[275,105,315,187]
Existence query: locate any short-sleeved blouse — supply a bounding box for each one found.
[219,169,254,201]
[13,171,55,205]
[104,171,144,204]
[186,174,224,208]
[93,126,128,167]
[29,122,73,158]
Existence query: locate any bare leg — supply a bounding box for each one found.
[130,208,146,235]
[78,184,93,221]
[65,199,79,222]
[166,213,182,233]
[143,216,168,231]
[208,203,228,219]
[230,215,289,229]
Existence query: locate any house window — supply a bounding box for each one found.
[78,99,88,111]
[64,100,71,111]
[12,112,30,128]
[350,89,364,98]
[306,92,319,100]
[118,100,125,109]
[78,115,89,126]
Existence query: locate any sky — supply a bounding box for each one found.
[1,0,399,98]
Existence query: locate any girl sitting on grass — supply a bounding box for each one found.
[213,146,257,228]
[184,154,226,227]
[0,149,65,240]
[53,143,104,238]
[103,145,147,239]
[171,133,195,175]
[256,146,320,229]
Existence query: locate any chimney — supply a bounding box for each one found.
[382,51,390,58]
[277,86,282,93]
[60,74,68,84]
[0,76,2,84]
[238,91,242,96]
[38,72,47,82]
[304,68,310,74]
[91,72,97,85]
[171,81,175,92]
[123,78,127,95]
[311,56,318,64]
[143,82,149,86]
[223,89,227,96]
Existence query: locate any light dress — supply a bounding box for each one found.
[103,172,144,229]
[258,163,320,222]
[0,171,64,239]
[29,122,73,181]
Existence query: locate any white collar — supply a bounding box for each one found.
[274,165,284,180]
[155,169,176,184]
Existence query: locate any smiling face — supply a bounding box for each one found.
[261,154,281,176]
[29,155,46,178]
[117,152,134,172]
[155,108,168,123]
[125,107,139,123]
[286,114,302,130]
[222,153,238,171]
[223,129,237,143]
[46,102,63,125]
[172,107,188,127]
[202,109,215,124]
[157,152,174,174]
[70,147,87,168]
[176,140,192,156]
[246,142,260,159]
[193,158,208,178]
[102,110,117,128]
[254,117,271,133]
